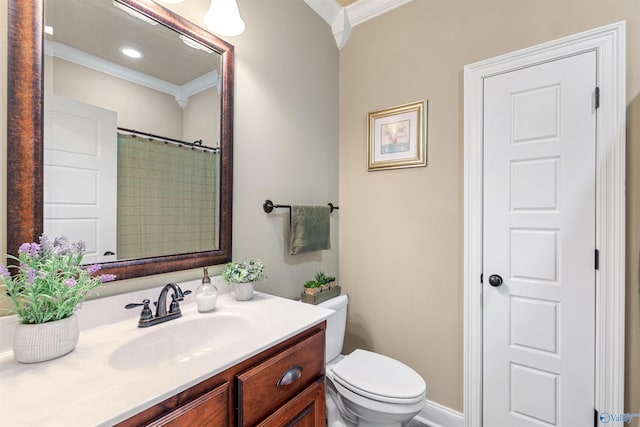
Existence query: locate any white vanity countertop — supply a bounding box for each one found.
[0,291,333,427]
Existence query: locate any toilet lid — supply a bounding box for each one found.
[330,349,426,404]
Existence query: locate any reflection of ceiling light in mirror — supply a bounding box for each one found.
[204,0,245,37]
[120,47,143,59]
[44,25,54,36]
[179,35,215,53]
[112,1,158,25]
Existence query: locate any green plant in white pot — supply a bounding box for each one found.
[0,234,116,363]
[221,258,266,301]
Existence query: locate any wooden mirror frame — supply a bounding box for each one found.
[7,0,233,280]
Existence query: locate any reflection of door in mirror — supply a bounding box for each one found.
[44,94,118,265]
[43,0,223,263]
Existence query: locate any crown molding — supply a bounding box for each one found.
[304,0,413,49]
[346,0,413,26]
[44,40,217,109]
[303,0,342,25]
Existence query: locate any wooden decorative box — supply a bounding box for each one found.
[300,285,341,305]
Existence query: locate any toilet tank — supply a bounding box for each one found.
[318,294,348,363]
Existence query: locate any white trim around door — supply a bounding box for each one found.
[463,22,626,427]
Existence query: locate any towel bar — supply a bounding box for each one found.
[263,200,339,214]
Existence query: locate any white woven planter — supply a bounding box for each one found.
[233,282,254,301]
[13,314,79,363]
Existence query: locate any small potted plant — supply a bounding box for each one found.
[304,279,321,295]
[301,271,340,305]
[0,234,117,363]
[314,271,337,291]
[221,258,267,301]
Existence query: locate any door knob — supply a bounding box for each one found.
[488,274,503,287]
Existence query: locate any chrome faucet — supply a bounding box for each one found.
[125,283,191,328]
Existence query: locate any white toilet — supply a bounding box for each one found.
[319,294,426,427]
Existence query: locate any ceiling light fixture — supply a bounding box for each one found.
[120,47,143,59]
[204,0,245,37]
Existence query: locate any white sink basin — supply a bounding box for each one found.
[109,313,252,371]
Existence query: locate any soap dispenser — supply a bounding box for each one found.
[196,267,217,313]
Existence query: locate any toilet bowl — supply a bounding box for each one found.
[318,294,426,427]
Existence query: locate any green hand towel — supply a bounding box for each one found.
[290,205,331,255]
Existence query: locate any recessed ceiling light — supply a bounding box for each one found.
[120,47,143,59]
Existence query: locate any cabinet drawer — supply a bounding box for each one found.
[237,329,325,426]
[146,381,229,427]
[256,377,326,427]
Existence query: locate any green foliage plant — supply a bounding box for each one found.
[304,280,320,289]
[313,271,336,287]
[314,271,329,285]
[221,258,267,284]
[0,235,117,324]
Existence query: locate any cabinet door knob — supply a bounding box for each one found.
[276,365,303,387]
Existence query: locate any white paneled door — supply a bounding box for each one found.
[44,94,118,264]
[482,52,596,426]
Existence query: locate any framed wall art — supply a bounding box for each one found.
[367,100,427,171]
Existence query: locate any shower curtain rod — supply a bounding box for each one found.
[117,127,220,153]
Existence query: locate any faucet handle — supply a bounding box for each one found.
[167,283,192,301]
[168,290,192,314]
[125,299,153,323]
[169,294,181,315]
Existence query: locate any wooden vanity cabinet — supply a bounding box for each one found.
[256,378,326,427]
[115,322,326,427]
[146,383,230,427]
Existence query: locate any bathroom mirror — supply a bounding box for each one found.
[7,0,234,280]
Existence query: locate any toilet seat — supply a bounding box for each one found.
[329,349,426,404]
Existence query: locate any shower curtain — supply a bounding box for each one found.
[117,133,219,260]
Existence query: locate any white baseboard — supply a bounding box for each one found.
[413,399,464,427]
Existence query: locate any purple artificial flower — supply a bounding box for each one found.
[72,240,86,254]
[19,242,41,258]
[38,234,54,258]
[98,274,117,283]
[0,265,9,279]
[53,236,72,256]
[39,234,51,247]
[18,243,31,255]
[85,264,101,275]
[25,268,36,285]
[64,277,77,287]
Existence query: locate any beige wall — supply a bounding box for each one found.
[339,0,640,417]
[50,57,182,139]
[46,57,221,146]
[1,0,338,302]
[183,87,220,148]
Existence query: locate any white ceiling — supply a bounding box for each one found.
[303,0,414,48]
[45,0,221,109]
[46,0,219,85]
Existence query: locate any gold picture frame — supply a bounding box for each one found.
[367,100,427,171]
